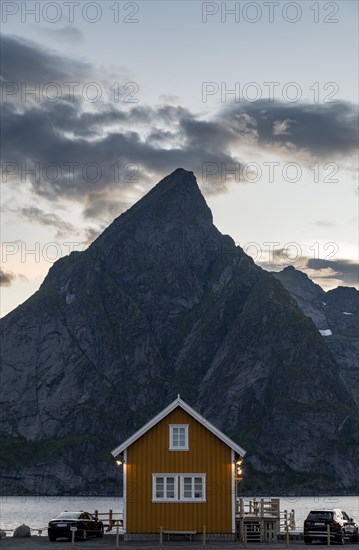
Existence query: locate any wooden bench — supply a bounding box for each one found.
[162,530,197,541]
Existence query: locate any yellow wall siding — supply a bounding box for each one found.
[125,408,233,533]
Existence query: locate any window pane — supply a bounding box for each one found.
[166,477,175,498]
[170,426,187,448]
[194,477,203,498]
[183,477,192,498]
[179,428,185,446]
[156,477,164,498]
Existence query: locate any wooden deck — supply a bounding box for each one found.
[236,498,296,543]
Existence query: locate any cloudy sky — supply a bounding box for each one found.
[1,0,358,316]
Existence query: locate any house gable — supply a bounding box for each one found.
[111,396,246,458]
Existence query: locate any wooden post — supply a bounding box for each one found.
[202,525,206,546]
[159,525,163,549]
[327,524,331,546]
[116,520,120,548]
[244,524,247,548]
[240,518,244,543]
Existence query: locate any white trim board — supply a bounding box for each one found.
[111,396,246,457]
[123,449,127,531]
[231,449,235,534]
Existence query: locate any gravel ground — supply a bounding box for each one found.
[1,535,358,549]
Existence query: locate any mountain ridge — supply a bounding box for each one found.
[1,169,358,495]
[273,265,359,406]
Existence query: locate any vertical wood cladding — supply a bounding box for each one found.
[125,407,233,533]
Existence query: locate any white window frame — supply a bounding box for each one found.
[152,474,178,502]
[152,474,206,502]
[180,474,206,502]
[169,424,189,451]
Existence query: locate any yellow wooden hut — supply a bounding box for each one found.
[111,396,246,539]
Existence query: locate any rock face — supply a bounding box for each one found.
[13,524,31,537]
[1,169,358,495]
[273,266,359,405]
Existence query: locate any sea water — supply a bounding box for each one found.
[0,496,123,536]
[0,495,358,536]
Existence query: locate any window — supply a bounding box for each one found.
[181,475,205,501]
[152,474,206,502]
[153,475,177,501]
[169,424,189,450]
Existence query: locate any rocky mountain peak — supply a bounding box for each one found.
[279,265,324,293]
[42,168,217,289]
[1,169,358,496]
[326,286,359,313]
[98,167,213,240]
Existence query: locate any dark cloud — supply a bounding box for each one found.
[0,269,16,287]
[16,205,104,244]
[307,258,359,288]
[1,34,91,85]
[19,207,79,239]
[222,101,358,157]
[1,34,358,222]
[1,101,237,219]
[179,118,236,151]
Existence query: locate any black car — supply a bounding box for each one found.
[304,509,358,545]
[48,511,104,541]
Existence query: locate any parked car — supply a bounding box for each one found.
[48,511,104,541]
[304,509,358,545]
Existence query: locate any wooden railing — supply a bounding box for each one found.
[93,509,123,532]
[237,498,281,518]
[280,509,296,531]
